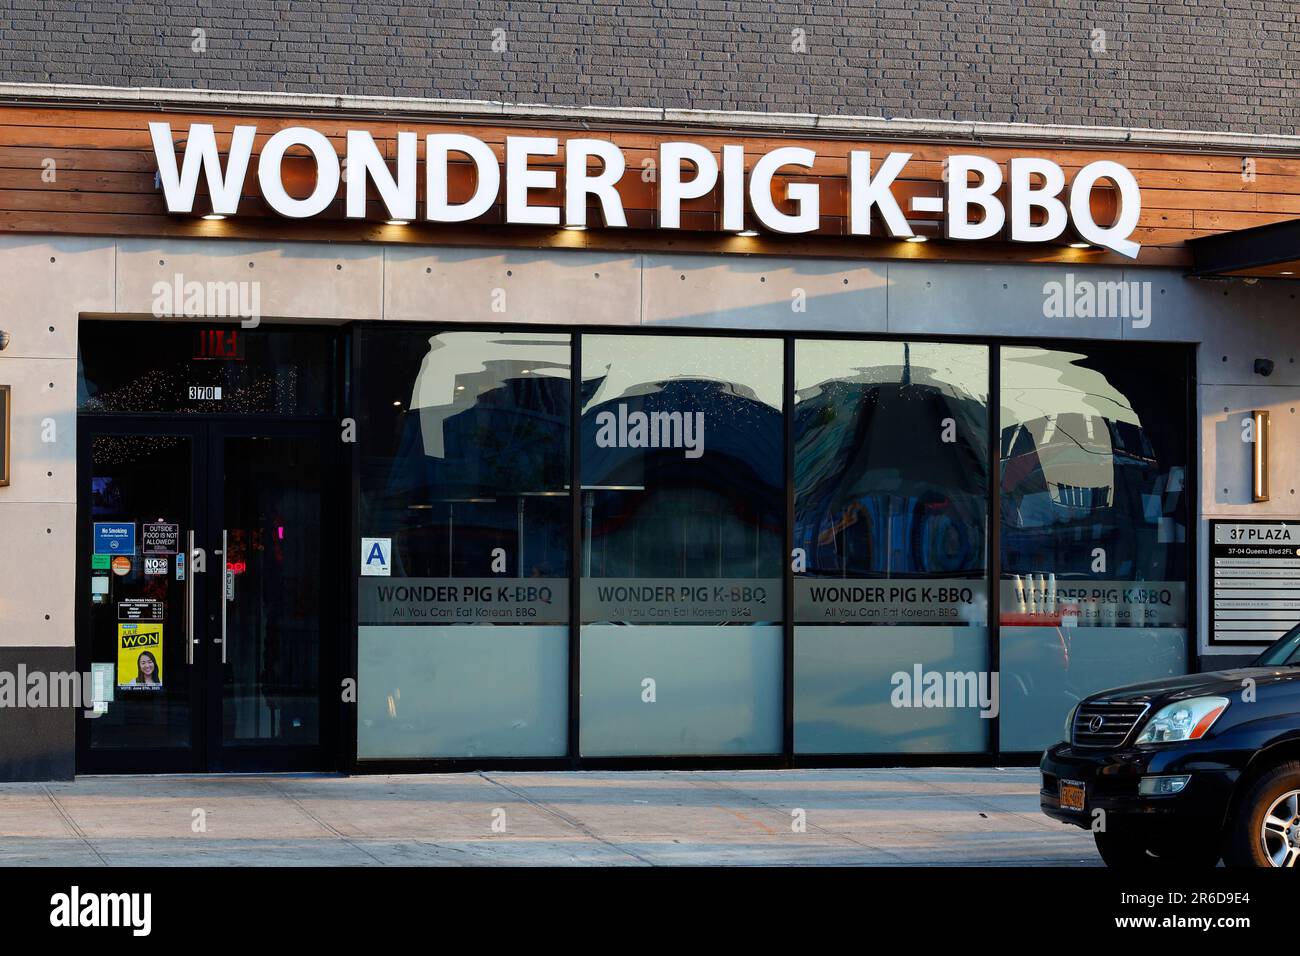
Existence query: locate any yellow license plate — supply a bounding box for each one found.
[1059,780,1086,812]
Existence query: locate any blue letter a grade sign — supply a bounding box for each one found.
[360,537,391,576]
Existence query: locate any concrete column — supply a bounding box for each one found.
[0,237,114,780]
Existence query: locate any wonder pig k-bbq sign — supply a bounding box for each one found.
[149,123,1144,257]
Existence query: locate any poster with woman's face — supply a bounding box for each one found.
[117,623,164,691]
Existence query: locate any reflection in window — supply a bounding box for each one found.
[579,334,783,755]
[357,329,570,759]
[793,341,990,754]
[795,341,988,589]
[580,336,783,596]
[362,331,571,581]
[999,345,1188,751]
[346,326,1194,762]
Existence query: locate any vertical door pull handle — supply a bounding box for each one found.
[185,530,196,665]
[217,529,229,664]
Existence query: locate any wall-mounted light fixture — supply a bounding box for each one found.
[1252,409,1270,502]
[0,383,10,488]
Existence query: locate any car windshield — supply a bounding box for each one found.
[1253,626,1300,666]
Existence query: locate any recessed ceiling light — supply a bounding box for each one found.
[1281,271,1294,276]
[906,235,928,243]
[564,224,587,231]
[386,219,410,226]
[201,213,226,221]
[1069,242,1092,249]
[737,229,760,237]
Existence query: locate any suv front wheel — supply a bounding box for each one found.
[1224,761,1300,868]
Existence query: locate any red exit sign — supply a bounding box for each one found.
[193,328,246,360]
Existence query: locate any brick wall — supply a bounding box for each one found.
[1,0,1297,134]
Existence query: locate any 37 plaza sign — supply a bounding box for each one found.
[150,122,1143,258]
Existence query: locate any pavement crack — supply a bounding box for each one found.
[685,774,912,863]
[265,779,388,866]
[41,786,108,866]
[477,772,655,866]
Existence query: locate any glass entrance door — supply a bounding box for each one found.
[209,427,331,770]
[79,425,203,771]
[77,420,338,772]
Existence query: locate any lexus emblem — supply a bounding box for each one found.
[1089,715,1105,734]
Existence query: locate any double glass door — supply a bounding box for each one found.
[77,419,338,772]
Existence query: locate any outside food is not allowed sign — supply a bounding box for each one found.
[142,522,180,554]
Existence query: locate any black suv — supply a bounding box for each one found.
[1041,628,1300,867]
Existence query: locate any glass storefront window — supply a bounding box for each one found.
[346,324,1195,763]
[793,340,991,753]
[998,345,1189,751]
[357,329,571,758]
[579,334,784,756]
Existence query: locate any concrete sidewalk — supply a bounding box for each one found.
[0,768,1100,866]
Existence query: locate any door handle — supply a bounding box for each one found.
[185,530,196,666]
[217,528,229,664]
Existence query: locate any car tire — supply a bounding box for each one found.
[1093,830,1220,868]
[1223,760,1300,868]
[1094,830,1156,867]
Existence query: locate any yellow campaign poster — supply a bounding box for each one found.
[117,622,163,692]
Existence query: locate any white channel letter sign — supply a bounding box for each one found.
[149,123,1144,258]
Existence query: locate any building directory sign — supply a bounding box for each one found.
[1210,520,1300,646]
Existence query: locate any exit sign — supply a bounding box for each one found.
[193,328,245,360]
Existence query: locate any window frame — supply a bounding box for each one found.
[345,321,1198,772]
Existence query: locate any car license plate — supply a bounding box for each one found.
[1059,779,1086,812]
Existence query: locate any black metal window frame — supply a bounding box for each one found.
[346,322,1199,773]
